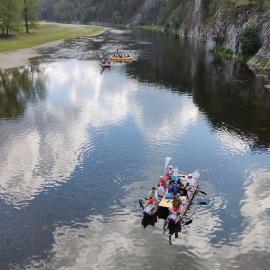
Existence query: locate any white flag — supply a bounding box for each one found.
[164,157,172,172]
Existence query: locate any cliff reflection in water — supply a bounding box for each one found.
[193,54,270,150]
[127,31,270,150]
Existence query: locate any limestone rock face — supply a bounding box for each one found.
[187,0,205,39]
[131,0,163,24]
[248,23,270,71]
[130,0,270,70]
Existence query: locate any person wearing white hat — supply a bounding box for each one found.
[186,173,196,199]
[186,173,196,187]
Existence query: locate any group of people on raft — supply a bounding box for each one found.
[143,165,197,218]
[112,49,130,58]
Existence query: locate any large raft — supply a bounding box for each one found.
[141,170,200,243]
[159,172,200,221]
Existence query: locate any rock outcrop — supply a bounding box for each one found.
[131,0,270,71]
[131,0,163,24]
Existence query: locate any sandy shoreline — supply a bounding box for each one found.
[0,29,106,70]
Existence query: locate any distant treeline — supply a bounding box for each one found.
[40,0,268,25]
[41,0,145,24]
[40,0,186,25]
[0,0,40,36]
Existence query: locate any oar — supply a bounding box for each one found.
[198,201,207,205]
[198,190,207,195]
[138,199,144,209]
[184,220,192,225]
[169,235,172,245]
[189,187,207,195]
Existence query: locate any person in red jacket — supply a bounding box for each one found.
[166,165,174,180]
[169,195,182,215]
[159,176,167,189]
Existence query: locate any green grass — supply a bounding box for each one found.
[214,46,256,62]
[131,24,164,32]
[0,22,104,52]
[258,58,268,69]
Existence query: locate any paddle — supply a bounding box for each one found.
[198,201,207,205]
[138,199,144,209]
[184,220,193,225]
[189,187,207,195]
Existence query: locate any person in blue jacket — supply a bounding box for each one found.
[168,180,179,197]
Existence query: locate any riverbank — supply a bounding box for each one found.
[131,24,164,32]
[0,22,105,70]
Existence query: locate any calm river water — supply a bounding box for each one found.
[0,30,269,270]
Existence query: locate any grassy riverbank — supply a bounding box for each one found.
[132,24,164,31]
[0,22,104,52]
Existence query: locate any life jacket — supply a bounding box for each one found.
[171,206,181,214]
[147,196,157,205]
[160,179,167,189]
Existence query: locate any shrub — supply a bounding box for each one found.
[215,46,234,58]
[240,26,261,56]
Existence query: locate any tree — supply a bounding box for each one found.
[23,0,40,33]
[249,0,264,10]
[0,0,22,37]
[24,0,29,33]
[240,26,261,56]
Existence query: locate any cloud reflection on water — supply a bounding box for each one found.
[216,128,252,155]
[24,168,269,270]
[0,61,130,207]
[0,60,200,208]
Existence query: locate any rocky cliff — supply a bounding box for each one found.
[130,0,270,71]
[131,0,163,24]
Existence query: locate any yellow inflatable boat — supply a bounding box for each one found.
[110,55,134,61]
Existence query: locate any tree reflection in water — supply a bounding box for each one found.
[0,64,47,119]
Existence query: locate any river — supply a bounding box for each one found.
[0,29,269,270]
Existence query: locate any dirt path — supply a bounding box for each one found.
[0,27,106,70]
